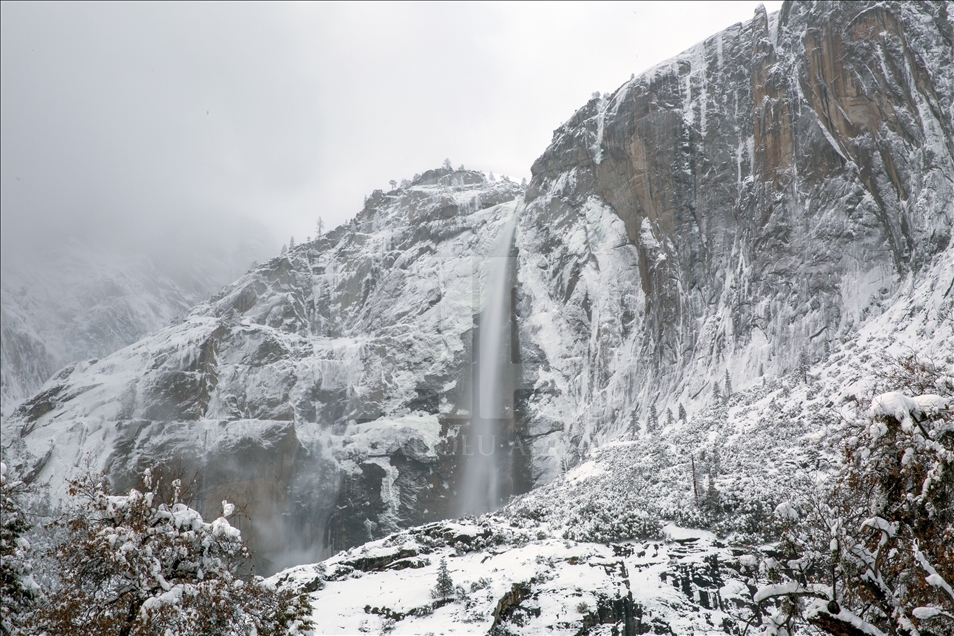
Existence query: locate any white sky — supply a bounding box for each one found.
[1,1,783,256]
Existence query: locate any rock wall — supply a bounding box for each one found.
[514,1,954,475]
[4,170,533,573]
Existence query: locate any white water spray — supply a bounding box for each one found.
[459,213,518,515]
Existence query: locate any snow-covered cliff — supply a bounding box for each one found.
[1,230,271,416]
[4,170,528,572]
[514,0,954,479]
[3,0,952,587]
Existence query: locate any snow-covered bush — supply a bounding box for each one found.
[1,462,38,635]
[561,497,662,543]
[26,472,312,635]
[756,388,953,636]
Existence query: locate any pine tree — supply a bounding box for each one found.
[432,557,454,600]
[753,360,953,635]
[629,409,641,438]
[678,403,687,422]
[289,236,295,250]
[796,350,809,384]
[723,370,732,401]
[703,470,720,514]
[316,217,324,238]
[1,462,36,635]
[712,381,722,403]
[443,158,453,171]
[648,405,659,432]
[389,180,397,190]
[665,408,674,427]
[27,471,312,635]
[690,455,700,507]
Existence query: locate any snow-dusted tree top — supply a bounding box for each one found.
[22,470,312,635]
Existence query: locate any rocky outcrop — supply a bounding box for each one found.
[514,1,954,473]
[3,170,530,573]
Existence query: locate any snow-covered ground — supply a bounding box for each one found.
[272,518,759,635]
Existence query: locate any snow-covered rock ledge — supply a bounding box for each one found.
[270,517,779,635]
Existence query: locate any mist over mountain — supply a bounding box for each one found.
[2,2,952,634]
[1,211,275,415]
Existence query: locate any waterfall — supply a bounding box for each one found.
[458,213,518,515]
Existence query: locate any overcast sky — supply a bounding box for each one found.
[1,1,783,259]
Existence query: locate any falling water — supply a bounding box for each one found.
[458,213,518,515]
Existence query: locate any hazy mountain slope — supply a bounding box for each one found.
[1,232,272,416]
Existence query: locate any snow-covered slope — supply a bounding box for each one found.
[272,519,742,636]
[3,170,527,573]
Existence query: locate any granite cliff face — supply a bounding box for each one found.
[514,0,953,473]
[5,171,529,573]
[3,1,952,576]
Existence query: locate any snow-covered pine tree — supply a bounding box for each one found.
[289,236,295,250]
[1,462,37,635]
[443,158,453,171]
[756,363,952,636]
[27,471,312,635]
[703,471,720,515]
[796,350,809,384]
[432,557,454,601]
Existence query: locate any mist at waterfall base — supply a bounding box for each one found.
[458,215,519,516]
